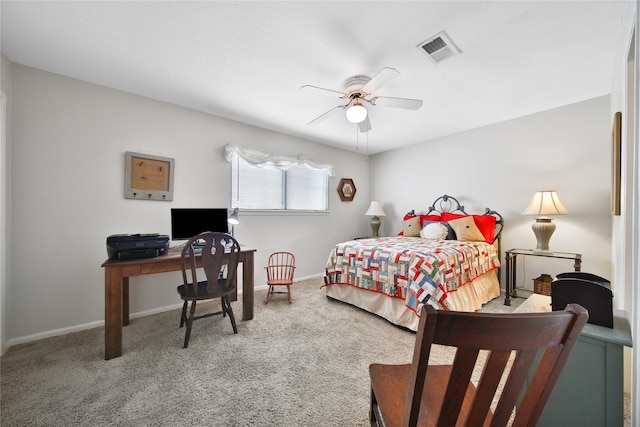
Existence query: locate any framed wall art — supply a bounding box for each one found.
[337,178,356,202]
[124,151,175,201]
[611,112,621,216]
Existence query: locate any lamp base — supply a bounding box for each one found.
[531,217,556,252]
[370,216,381,237]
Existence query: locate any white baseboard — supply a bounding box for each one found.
[3,272,324,351]
[6,319,106,349]
[5,302,185,349]
[294,273,323,282]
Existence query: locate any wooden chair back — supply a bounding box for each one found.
[371,303,588,427]
[181,232,241,295]
[265,251,296,284]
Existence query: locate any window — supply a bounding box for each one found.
[225,145,334,211]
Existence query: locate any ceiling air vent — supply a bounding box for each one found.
[417,31,460,64]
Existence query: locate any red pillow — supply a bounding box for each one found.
[440,212,465,222]
[420,214,442,227]
[472,215,497,243]
[441,212,496,243]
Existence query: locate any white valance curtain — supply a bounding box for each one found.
[224,144,335,177]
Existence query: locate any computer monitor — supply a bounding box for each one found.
[170,208,229,240]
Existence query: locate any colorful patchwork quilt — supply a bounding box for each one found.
[323,237,500,312]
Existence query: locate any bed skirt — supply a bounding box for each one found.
[324,271,501,331]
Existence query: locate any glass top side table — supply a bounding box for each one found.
[503,248,582,306]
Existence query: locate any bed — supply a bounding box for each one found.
[323,195,504,331]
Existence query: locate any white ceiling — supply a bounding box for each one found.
[0,1,632,154]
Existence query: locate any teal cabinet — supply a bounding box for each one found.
[515,295,632,426]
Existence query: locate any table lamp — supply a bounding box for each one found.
[227,207,240,237]
[522,190,567,252]
[365,201,386,237]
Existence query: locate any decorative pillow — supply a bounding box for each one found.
[443,222,457,240]
[441,212,496,243]
[423,220,456,240]
[403,216,421,237]
[420,222,448,240]
[447,216,485,242]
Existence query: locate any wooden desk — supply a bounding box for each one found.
[102,246,256,360]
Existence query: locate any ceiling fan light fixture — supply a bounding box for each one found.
[346,102,368,124]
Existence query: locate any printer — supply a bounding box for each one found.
[106,233,170,261]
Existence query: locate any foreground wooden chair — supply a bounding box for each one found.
[177,232,240,348]
[369,303,588,426]
[264,251,296,304]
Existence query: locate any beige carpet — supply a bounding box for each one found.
[0,279,626,426]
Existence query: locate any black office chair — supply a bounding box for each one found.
[177,232,241,348]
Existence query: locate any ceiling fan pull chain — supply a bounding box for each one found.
[366,130,369,156]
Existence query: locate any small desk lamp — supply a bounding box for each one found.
[227,207,240,237]
[522,190,568,252]
[365,201,386,237]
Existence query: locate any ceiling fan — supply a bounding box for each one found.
[300,67,423,133]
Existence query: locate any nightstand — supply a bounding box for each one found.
[504,248,582,305]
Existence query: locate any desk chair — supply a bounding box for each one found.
[369,303,588,427]
[264,252,296,304]
[177,232,240,348]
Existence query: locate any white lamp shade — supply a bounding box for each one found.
[346,103,368,124]
[365,201,386,217]
[522,190,568,216]
[227,207,240,225]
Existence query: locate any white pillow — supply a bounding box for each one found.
[420,222,448,240]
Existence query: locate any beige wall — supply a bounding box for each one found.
[1,53,13,354]
[370,96,612,287]
[609,0,638,414]
[7,63,371,344]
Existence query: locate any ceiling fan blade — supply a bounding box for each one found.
[361,67,400,94]
[358,116,372,133]
[307,105,344,125]
[300,84,346,98]
[373,96,423,110]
